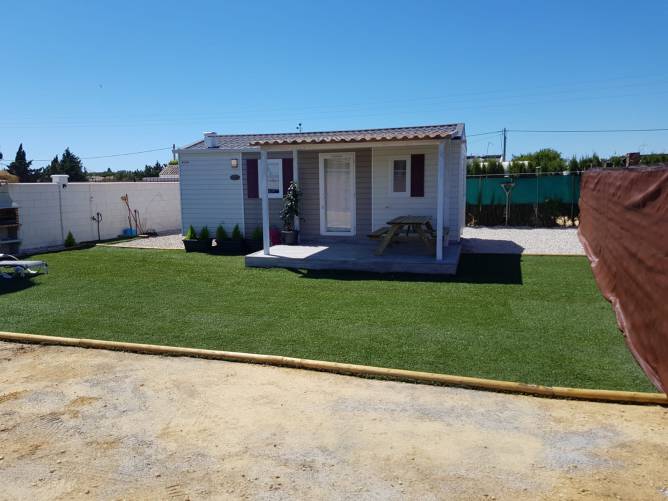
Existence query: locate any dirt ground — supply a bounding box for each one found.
[0,341,666,500]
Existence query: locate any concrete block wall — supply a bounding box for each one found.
[7,181,181,253]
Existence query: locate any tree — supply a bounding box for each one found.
[484,159,505,174]
[515,148,566,173]
[41,148,87,181]
[7,144,41,182]
[467,158,483,175]
[59,148,87,181]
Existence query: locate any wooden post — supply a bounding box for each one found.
[292,149,300,233]
[436,142,446,261]
[260,150,270,255]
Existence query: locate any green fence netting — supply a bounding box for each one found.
[466,173,581,205]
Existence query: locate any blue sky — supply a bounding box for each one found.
[2,0,667,171]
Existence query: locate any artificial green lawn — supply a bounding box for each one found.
[0,247,654,392]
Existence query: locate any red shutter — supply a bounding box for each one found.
[247,159,259,198]
[282,158,294,195]
[411,154,425,197]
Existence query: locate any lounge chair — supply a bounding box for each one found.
[0,254,48,279]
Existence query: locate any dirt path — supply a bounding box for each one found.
[0,341,666,500]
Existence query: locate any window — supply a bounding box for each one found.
[389,157,411,195]
[267,159,283,198]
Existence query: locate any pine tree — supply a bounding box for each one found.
[7,144,41,182]
[40,155,62,181]
[59,148,87,181]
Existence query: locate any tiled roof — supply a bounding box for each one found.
[182,124,464,150]
[159,164,180,177]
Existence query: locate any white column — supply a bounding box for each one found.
[292,149,300,233]
[260,150,270,255]
[436,142,446,261]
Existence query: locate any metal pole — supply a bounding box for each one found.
[502,128,507,162]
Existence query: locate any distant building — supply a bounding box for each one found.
[158,163,179,181]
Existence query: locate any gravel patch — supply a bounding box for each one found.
[107,228,585,256]
[462,226,585,255]
[104,233,184,250]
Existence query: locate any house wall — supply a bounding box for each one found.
[8,181,180,253]
[242,151,289,237]
[371,139,465,242]
[297,148,372,241]
[179,150,244,235]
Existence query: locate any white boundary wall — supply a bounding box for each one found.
[7,181,181,253]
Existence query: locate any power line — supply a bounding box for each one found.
[467,130,502,137]
[30,147,172,163]
[509,128,668,133]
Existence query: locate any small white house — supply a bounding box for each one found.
[177,123,467,273]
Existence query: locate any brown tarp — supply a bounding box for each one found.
[578,165,668,393]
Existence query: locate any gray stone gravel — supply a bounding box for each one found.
[103,228,585,256]
[462,226,585,255]
[104,233,184,250]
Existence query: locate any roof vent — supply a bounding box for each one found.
[204,132,218,148]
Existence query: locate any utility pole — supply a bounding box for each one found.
[502,128,507,162]
[172,144,176,161]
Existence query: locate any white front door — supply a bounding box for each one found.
[319,152,356,235]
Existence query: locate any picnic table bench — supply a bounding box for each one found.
[368,216,449,256]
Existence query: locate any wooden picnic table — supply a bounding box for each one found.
[372,215,435,256]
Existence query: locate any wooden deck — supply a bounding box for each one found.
[245,239,461,275]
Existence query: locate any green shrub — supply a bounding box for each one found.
[280,181,301,231]
[251,227,262,240]
[183,225,196,240]
[215,225,228,241]
[231,224,242,240]
[198,226,210,240]
[64,231,76,248]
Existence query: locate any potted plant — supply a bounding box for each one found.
[182,225,199,252]
[213,224,244,254]
[244,227,263,253]
[198,226,213,252]
[229,224,244,254]
[280,181,300,245]
[211,224,228,255]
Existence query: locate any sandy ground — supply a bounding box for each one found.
[0,342,665,500]
[106,228,584,256]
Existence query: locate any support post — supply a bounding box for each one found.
[292,149,300,233]
[436,142,446,261]
[260,150,270,255]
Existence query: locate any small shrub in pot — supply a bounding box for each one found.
[280,181,300,245]
[182,225,199,253]
[244,226,263,253]
[198,226,213,252]
[211,225,228,254]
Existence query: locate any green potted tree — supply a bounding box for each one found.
[198,226,213,252]
[280,181,300,245]
[244,227,263,253]
[182,225,199,252]
[229,224,244,254]
[212,224,228,255]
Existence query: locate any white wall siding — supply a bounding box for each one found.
[179,151,244,235]
[371,140,464,242]
[8,182,180,253]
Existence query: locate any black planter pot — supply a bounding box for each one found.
[183,238,200,253]
[243,238,263,253]
[281,230,299,245]
[213,239,245,255]
[184,238,212,253]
